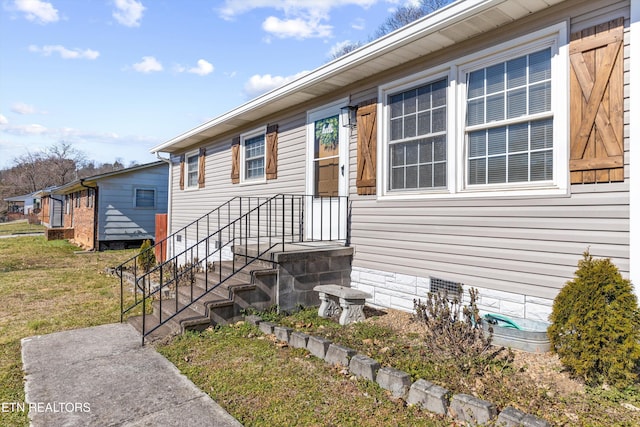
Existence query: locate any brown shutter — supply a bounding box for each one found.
[198,147,206,188]
[231,136,240,184]
[265,124,278,180]
[356,100,377,195]
[569,17,624,184]
[179,155,185,190]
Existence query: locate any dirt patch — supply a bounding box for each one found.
[363,307,584,398]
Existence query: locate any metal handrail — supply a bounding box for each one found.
[118,194,349,344]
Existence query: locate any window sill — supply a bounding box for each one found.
[378,185,569,201]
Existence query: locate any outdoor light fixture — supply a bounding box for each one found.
[340,105,358,128]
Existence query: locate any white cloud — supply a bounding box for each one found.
[219,0,378,20]
[0,114,8,125]
[188,59,214,76]
[29,44,100,60]
[262,16,332,39]
[13,0,59,24]
[132,56,163,73]
[243,70,309,98]
[351,17,366,30]
[11,103,36,115]
[219,0,378,39]
[113,0,145,27]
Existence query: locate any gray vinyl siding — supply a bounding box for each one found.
[167,0,631,302]
[347,0,631,301]
[168,113,307,236]
[97,165,169,242]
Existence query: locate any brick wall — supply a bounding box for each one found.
[70,189,96,249]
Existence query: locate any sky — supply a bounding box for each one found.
[0,0,411,170]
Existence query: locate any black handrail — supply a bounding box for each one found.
[118,194,349,344]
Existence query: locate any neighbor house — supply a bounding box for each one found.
[52,161,169,250]
[35,187,64,228]
[4,192,40,222]
[149,0,638,322]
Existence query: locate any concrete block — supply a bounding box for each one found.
[496,406,525,426]
[522,414,552,427]
[324,344,356,366]
[376,367,412,398]
[450,394,497,425]
[525,303,552,322]
[244,315,262,326]
[406,379,449,415]
[289,332,310,350]
[258,321,275,335]
[307,336,332,359]
[500,300,525,319]
[273,326,293,343]
[349,354,380,382]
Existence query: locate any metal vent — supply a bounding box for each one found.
[429,277,462,297]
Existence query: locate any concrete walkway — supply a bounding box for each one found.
[21,323,243,426]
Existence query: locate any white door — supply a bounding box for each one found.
[306,102,349,241]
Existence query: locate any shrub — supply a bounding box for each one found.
[414,287,496,369]
[548,251,640,388]
[137,239,156,273]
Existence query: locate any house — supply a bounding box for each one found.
[149,0,638,323]
[35,187,64,228]
[4,192,40,222]
[51,161,169,250]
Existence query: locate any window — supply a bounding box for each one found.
[388,78,447,190]
[135,188,155,208]
[185,152,199,188]
[241,129,266,182]
[465,48,553,186]
[379,23,566,199]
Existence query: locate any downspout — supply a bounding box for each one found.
[631,0,639,295]
[80,179,98,251]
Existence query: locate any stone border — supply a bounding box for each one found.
[245,314,550,427]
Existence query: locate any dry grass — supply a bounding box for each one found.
[0,233,135,427]
[0,220,45,236]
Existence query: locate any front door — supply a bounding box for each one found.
[306,102,349,240]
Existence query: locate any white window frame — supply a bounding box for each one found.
[134,187,156,209]
[184,150,200,190]
[240,126,266,184]
[378,22,568,200]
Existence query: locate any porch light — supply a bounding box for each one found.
[340,105,358,128]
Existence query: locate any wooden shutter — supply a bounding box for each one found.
[179,155,185,190]
[569,17,624,184]
[231,137,240,184]
[356,100,377,195]
[198,147,206,188]
[265,124,278,180]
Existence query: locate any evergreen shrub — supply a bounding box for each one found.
[137,239,156,273]
[548,251,640,387]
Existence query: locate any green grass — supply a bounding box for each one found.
[0,236,135,427]
[0,220,45,236]
[159,323,450,427]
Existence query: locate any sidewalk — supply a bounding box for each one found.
[21,323,243,426]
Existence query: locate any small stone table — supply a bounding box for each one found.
[313,284,372,325]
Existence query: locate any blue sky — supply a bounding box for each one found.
[0,0,407,169]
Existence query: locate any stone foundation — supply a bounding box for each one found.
[351,266,554,322]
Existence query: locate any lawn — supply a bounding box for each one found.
[3,229,640,426]
[0,220,45,236]
[0,233,134,427]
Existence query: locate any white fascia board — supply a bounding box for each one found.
[150,0,510,154]
[630,0,640,292]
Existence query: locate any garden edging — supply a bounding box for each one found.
[247,314,551,427]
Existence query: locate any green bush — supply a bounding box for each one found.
[137,239,156,273]
[548,251,640,388]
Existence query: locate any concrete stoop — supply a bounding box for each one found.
[248,314,552,427]
[126,243,352,343]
